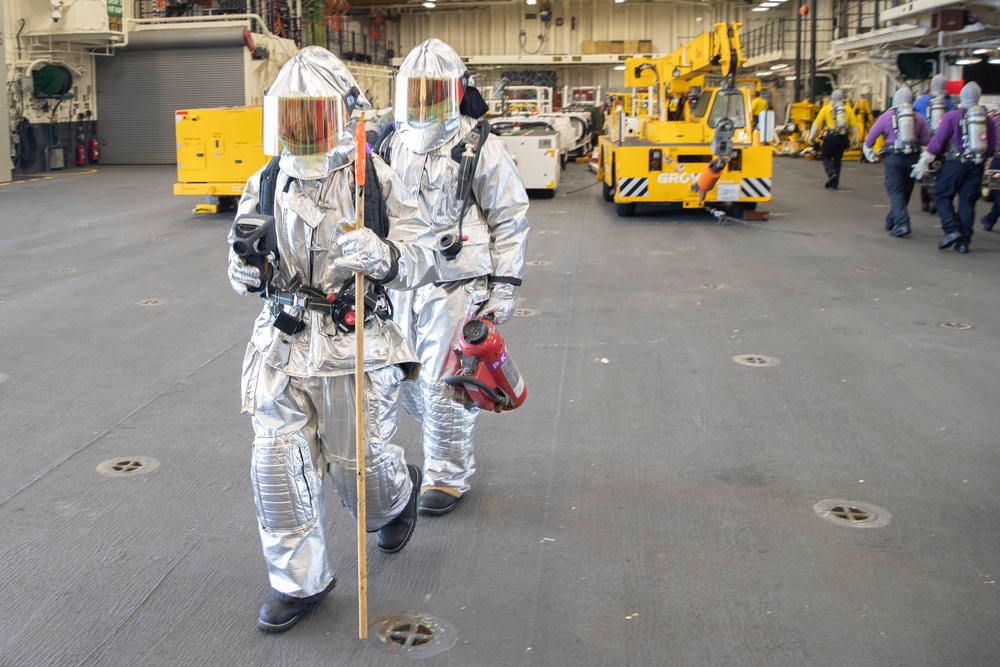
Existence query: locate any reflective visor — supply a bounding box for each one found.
[399,77,461,125]
[262,95,348,156]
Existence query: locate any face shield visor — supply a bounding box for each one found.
[262,95,349,157]
[395,76,462,128]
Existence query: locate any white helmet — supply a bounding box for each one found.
[395,39,469,154]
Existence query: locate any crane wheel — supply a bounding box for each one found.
[616,202,636,217]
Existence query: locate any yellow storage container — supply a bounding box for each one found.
[174,106,269,213]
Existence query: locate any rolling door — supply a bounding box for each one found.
[95,29,246,164]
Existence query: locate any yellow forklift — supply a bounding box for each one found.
[597,23,772,218]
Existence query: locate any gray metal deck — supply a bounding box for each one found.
[2,158,999,666]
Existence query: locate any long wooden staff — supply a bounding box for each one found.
[353,113,368,640]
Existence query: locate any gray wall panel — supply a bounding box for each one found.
[96,48,245,164]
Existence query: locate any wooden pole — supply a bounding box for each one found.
[354,113,368,640]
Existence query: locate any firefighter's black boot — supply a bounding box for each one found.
[418,489,463,516]
[376,464,421,554]
[890,222,911,237]
[258,577,336,633]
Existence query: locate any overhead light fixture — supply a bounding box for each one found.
[770,63,789,70]
[526,0,536,5]
[613,65,626,71]
[973,48,991,55]
[422,0,435,6]
[989,56,1000,64]
[751,7,769,11]
[614,0,626,4]
[784,75,797,80]
[760,2,780,6]
[754,71,773,77]
[955,55,982,65]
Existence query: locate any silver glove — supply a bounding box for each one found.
[228,247,261,296]
[862,145,877,163]
[479,282,517,325]
[333,227,393,279]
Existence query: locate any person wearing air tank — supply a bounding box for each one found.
[912,82,996,254]
[863,88,930,239]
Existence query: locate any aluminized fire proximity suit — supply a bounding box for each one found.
[226,47,440,632]
[382,39,530,513]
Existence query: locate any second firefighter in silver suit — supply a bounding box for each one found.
[382,39,530,515]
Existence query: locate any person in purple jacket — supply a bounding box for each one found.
[863,88,930,238]
[980,112,1000,232]
[911,82,996,254]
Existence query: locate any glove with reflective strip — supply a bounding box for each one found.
[910,150,935,180]
[333,227,397,280]
[228,247,261,296]
[479,282,517,325]
[862,145,878,163]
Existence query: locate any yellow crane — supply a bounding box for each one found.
[596,22,772,217]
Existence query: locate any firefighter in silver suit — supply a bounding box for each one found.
[379,39,530,516]
[226,47,439,634]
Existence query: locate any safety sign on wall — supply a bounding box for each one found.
[107,0,123,32]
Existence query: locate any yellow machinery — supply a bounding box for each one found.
[776,100,819,157]
[597,23,772,217]
[605,92,635,116]
[174,106,269,214]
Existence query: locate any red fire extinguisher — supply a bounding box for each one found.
[75,114,86,166]
[444,318,527,412]
[88,135,100,164]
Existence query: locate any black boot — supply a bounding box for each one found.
[982,215,996,232]
[376,464,422,554]
[418,489,463,516]
[938,231,961,249]
[258,577,336,633]
[890,222,911,237]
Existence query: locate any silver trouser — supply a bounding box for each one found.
[247,358,412,598]
[393,278,488,494]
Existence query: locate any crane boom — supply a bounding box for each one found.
[624,22,745,99]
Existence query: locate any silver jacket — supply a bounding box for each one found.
[230,146,439,378]
[384,115,531,284]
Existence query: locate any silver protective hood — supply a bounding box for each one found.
[892,88,913,107]
[930,74,946,96]
[959,82,982,108]
[266,46,371,179]
[831,89,845,103]
[395,38,467,154]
